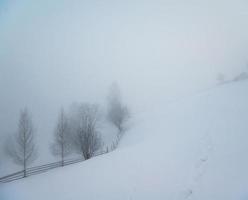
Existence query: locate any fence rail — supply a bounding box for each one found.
[0,152,105,184]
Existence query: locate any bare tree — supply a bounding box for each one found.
[107,83,130,136]
[51,108,71,166]
[5,108,37,177]
[72,103,102,160]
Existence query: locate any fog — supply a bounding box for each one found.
[0,0,248,166]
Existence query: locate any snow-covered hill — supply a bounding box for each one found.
[1,80,248,200]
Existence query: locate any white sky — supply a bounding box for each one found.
[0,0,247,142]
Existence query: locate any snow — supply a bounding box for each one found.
[1,80,248,200]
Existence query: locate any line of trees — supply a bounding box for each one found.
[4,84,130,176]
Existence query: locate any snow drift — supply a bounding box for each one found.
[1,80,248,200]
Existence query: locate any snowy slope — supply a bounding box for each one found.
[1,80,248,200]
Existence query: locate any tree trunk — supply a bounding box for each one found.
[62,143,64,167]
